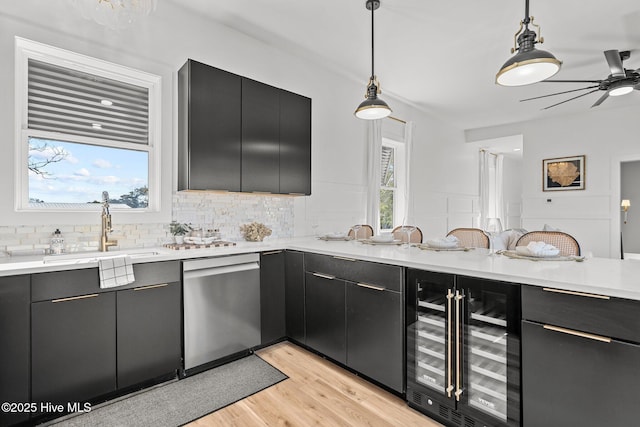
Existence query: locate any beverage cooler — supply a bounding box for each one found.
[406,269,521,427]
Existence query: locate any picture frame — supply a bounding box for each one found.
[543,155,585,191]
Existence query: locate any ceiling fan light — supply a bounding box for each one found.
[496,49,562,86]
[609,84,634,97]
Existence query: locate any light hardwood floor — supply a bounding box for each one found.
[188,341,443,427]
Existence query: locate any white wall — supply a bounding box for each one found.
[0,2,476,242]
[466,104,640,258]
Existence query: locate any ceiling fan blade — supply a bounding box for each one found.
[542,89,601,110]
[591,92,609,108]
[520,85,600,102]
[604,50,626,77]
[542,79,603,83]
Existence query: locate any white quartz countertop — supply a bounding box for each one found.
[2,237,640,301]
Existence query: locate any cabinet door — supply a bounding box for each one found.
[178,60,242,191]
[285,250,305,343]
[279,89,311,195]
[241,78,280,193]
[0,276,30,426]
[346,282,403,392]
[305,272,346,364]
[522,320,640,427]
[32,292,116,408]
[260,251,286,344]
[116,282,181,389]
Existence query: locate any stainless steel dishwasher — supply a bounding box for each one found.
[182,253,260,375]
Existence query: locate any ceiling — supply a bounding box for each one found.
[171,0,640,130]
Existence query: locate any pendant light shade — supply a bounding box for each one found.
[496,0,561,86]
[355,0,392,120]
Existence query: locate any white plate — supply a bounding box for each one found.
[425,239,458,249]
[515,246,560,257]
[371,236,395,243]
[363,239,402,245]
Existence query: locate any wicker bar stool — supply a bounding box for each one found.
[446,228,490,248]
[515,231,581,256]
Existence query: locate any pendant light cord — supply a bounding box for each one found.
[523,0,530,27]
[371,1,375,79]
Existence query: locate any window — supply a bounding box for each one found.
[15,37,161,211]
[379,138,406,231]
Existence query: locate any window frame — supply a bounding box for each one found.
[379,137,406,232]
[14,37,161,212]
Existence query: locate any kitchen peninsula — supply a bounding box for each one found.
[1,238,639,427]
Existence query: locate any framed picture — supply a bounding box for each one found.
[543,155,585,191]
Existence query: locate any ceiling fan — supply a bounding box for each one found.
[520,49,640,109]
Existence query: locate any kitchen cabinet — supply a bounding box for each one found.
[116,282,181,389]
[0,275,30,426]
[178,59,242,191]
[303,252,404,391]
[30,261,181,416]
[260,250,286,345]
[279,89,311,195]
[31,292,117,410]
[406,270,521,427]
[242,78,281,193]
[346,280,403,392]
[284,250,305,343]
[178,59,311,194]
[304,271,346,364]
[521,285,640,427]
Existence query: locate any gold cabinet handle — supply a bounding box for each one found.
[356,282,385,291]
[134,283,169,291]
[446,288,454,398]
[542,287,610,300]
[543,324,612,343]
[312,272,336,280]
[52,293,99,303]
[332,256,357,262]
[262,250,283,255]
[455,290,465,402]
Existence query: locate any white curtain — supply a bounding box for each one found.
[402,121,415,224]
[479,150,505,229]
[366,120,383,230]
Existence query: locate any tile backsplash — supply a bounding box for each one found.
[0,192,294,254]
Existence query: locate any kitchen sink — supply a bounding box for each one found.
[42,249,162,264]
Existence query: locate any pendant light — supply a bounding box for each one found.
[354,0,392,120]
[496,0,561,86]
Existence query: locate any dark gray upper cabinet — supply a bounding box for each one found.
[178,59,242,191]
[279,89,311,195]
[242,78,281,193]
[178,59,311,194]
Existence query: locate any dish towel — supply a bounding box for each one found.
[99,255,136,289]
[516,241,560,257]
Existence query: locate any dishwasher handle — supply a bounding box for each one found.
[183,262,259,281]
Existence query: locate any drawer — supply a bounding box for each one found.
[521,285,640,343]
[304,252,403,292]
[32,261,181,302]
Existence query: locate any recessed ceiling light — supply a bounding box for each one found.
[92,123,103,129]
[513,148,521,151]
[100,99,113,106]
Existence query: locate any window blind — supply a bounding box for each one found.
[27,59,149,145]
[381,145,394,186]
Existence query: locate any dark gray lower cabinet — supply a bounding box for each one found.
[0,276,30,426]
[31,292,117,408]
[260,250,286,345]
[522,320,640,427]
[346,282,403,392]
[285,250,305,343]
[116,282,182,389]
[304,272,346,364]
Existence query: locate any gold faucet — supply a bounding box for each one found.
[99,191,118,251]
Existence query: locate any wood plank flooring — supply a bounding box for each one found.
[188,341,443,427]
